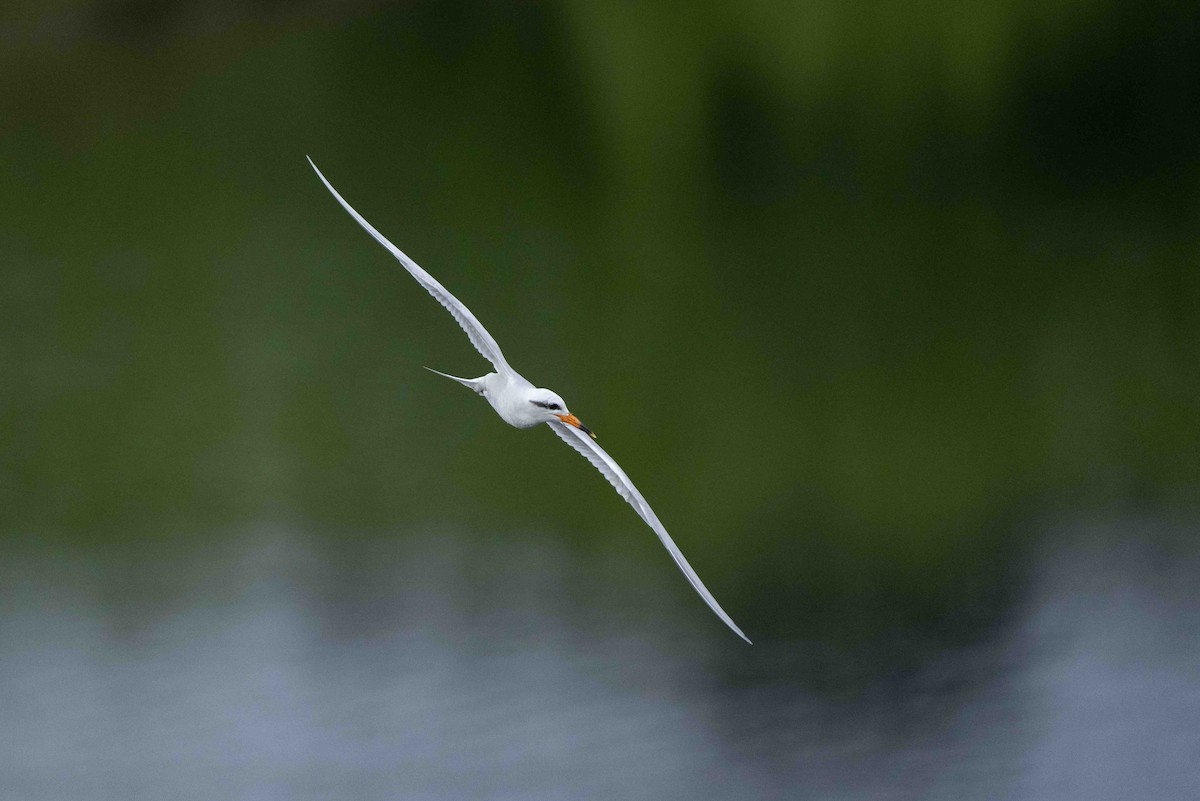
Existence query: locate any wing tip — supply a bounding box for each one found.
[716,609,752,644]
[306,155,327,184]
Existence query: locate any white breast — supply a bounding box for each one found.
[482,373,541,429]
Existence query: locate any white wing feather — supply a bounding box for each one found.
[308,157,513,375]
[548,420,750,643]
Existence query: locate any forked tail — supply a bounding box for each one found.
[424,367,487,394]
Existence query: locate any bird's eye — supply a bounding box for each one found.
[548,403,562,411]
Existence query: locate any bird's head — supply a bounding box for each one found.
[528,388,595,438]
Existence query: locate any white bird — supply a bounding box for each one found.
[308,157,749,644]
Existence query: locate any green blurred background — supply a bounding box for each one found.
[1,1,1198,795]
[4,0,1196,633]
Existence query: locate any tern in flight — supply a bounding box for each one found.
[308,157,749,643]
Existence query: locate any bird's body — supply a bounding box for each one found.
[308,157,749,644]
[491,378,539,427]
[425,369,574,431]
[489,376,558,429]
[476,372,543,428]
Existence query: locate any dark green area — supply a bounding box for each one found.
[1,1,1196,646]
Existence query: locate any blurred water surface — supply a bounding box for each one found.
[2,516,1198,799]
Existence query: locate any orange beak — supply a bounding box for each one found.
[556,413,596,439]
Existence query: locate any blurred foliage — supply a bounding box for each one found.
[0,0,1196,642]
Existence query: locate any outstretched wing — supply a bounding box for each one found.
[308,157,514,375]
[548,420,751,643]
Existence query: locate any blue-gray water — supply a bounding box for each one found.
[3,517,1196,800]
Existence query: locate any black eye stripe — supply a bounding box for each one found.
[530,400,562,411]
